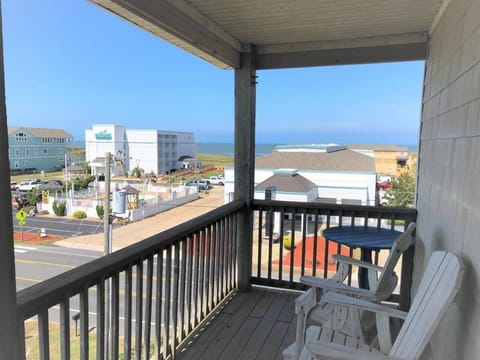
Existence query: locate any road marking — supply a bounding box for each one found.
[15,245,37,251]
[16,276,42,284]
[14,245,37,254]
[34,249,100,259]
[16,259,75,269]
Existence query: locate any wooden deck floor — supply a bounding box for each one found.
[177,287,299,360]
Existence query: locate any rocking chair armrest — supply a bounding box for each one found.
[300,276,375,298]
[294,287,319,313]
[332,254,384,272]
[323,292,408,320]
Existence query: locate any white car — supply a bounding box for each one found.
[207,176,224,186]
[16,180,42,192]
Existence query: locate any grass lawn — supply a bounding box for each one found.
[24,321,97,359]
[11,171,65,183]
[197,153,233,166]
[24,320,157,359]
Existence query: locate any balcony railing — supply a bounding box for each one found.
[15,199,416,358]
[251,200,417,309]
[16,200,244,359]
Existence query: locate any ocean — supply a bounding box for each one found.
[196,143,419,156]
[74,141,418,156]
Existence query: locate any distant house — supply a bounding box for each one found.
[65,164,86,178]
[8,126,73,174]
[254,170,318,202]
[224,144,377,206]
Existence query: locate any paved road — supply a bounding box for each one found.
[12,210,120,238]
[15,244,102,290]
[15,245,181,334]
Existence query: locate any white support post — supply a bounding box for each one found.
[0,1,21,357]
[234,46,256,291]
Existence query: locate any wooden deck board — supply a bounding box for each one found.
[177,287,298,360]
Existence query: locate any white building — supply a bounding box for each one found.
[85,124,196,176]
[224,145,377,205]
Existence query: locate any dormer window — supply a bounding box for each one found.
[16,132,27,141]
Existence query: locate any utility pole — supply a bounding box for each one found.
[103,152,112,360]
[104,152,111,254]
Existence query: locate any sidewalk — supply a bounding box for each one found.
[55,186,225,252]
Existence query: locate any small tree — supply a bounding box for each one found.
[52,200,66,216]
[384,172,415,208]
[130,166,144,178]
[96,204,104,219]
[26,189,41,206]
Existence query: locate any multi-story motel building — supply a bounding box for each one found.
[8,126,73,174]
[85,124,196,176]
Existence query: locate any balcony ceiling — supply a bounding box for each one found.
[90,0,447,69]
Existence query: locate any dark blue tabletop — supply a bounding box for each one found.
[323,226,401,250]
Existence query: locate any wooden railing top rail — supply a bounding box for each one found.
[252,199,417,219]
[17,200,245,320]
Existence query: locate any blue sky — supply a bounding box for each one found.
[3,0,424,145]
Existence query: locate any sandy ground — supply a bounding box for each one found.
[55,186,225,252]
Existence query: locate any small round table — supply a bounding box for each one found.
[323,226,402,289]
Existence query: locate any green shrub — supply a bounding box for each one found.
[52,200,66,216]
[26,189,41,206]
[73,210,86,219]
[96,204,104,220]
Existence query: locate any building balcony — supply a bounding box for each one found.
[17,200,416,359]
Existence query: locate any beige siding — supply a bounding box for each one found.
[417,0,480,358]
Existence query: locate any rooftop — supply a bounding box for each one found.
[8,126,73,138]
[255,149,376,172]
[255,172,317,193]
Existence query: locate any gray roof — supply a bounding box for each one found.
[8,126,73,138]
[256,173,316,193]
[255,149,375,172]
[67,165,85,172]
[92,157,105,164]
[348,144,409,152]
[121,185,140,194]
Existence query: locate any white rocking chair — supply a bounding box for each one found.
[283,222,416,360]
[302,251,464,360]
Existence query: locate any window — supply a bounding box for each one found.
[43,148,48,154]
[23,160,28,167]
[14,161,19,168]
[34,148,38,156]
[25,148,30,156]
[15,149,20,156]
[16,132,27,141]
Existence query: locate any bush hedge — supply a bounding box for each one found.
[73,210,86,219]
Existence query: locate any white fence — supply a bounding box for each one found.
[37,185,199,222]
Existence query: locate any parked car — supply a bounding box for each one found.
[207,176,224,186]
[10,182,17,190]
[189,179,211,189]
[186,181,210,191]
[16,180,42,192]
